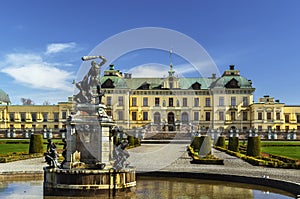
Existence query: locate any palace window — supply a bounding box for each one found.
[285,114,290,123]
[194,98,199,107]
[32,112,37,122]
[219,111,224,121]
[169,98,174,107]
[143,97,148,106]
[231,97,236,106]
[62,112,67,120]
[205,98,211,107]
[182,112,189,123]
[219,96,224,106]
[143,112,148,121]
[243,97,248,106]
[297,114,300,123]
[231,111,236,121]
[118,96,124,106]
[54,112,59,122]
[194,112,199,121]
[20,112,26,122]
[106,96,112,106]
[9,113,14,122]
[243,111,248,121]
[132,97,137,106]
[205,112,210,121]
[42,112,48,122]
[118,111,123,120]
[132,112,137,121]
[155,98,160,107]
[267,112,271,120]
[154,112,161,124]
[258,125,262,132]
[258,112,262,120]
[183,98,188,107]
[276,112,281,120]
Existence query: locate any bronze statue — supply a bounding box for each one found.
[74,55,106,104]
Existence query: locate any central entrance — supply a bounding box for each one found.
[167,112,175,131]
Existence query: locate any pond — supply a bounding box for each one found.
[0,176,294,199]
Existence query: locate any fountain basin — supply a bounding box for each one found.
[43,167,136,196]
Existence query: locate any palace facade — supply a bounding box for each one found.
[1,64,300,135]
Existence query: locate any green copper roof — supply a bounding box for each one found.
[179,78,215,89]
[100,66,254,90]
[0,89,10,103]
[210,75,253,88]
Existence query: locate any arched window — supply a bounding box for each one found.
[154,112,161,124]
[182,112,189,123]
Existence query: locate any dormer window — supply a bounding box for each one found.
[225,78,240,88]
[190,82,201,90]
[101,79,115,88]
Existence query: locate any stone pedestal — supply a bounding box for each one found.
[63,103,114,169]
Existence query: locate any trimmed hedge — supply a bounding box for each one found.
[215,136,226,148]
[247,136,261,157]
[214,145,299,169]
[228,137,239,152]
[187,146,224,165]
[191,136,201,152]
[128,135,135,146]
[29,134,44,154]
[0,152,43,163]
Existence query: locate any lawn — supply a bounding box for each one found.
[0,139,63,155]
[0,143,30,154]
[261,146,300,160]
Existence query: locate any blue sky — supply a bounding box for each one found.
[0,0,300,105]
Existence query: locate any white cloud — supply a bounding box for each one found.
[1,53,74,91]
[126,60,218,78]
[127,63,169,78]
[45,42,76,54]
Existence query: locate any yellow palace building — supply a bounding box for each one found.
[0,64,300,137]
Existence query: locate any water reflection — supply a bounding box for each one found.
[0,177,294,199]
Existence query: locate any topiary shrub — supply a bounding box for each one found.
[191,136,201,152]
[198,136,212,157]
[113,135,119,145]
[228,137,239,152]
[29,134,44,154]
[128,135,135,146]
[215,136,226,148]
[134,137,140,146]
[246,136,261,157]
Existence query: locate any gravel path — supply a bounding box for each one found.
[128,143,300,184]
[0,143,299,185]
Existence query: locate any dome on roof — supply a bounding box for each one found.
[210,75,253,89]
[0,89,10,104]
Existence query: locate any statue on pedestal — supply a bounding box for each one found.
[74,55,106,104]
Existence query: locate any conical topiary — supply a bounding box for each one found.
[191,136,201,152]
[128,135,135,146]
[246,136,261,157]
[228,137,239,152]
[215,136,226,148]
[29,134,44,154]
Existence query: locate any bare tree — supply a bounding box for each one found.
[21,98,35,105]
[43,100,51,105]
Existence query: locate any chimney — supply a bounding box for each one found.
[109,64,114,70]
[229,65,235,70]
